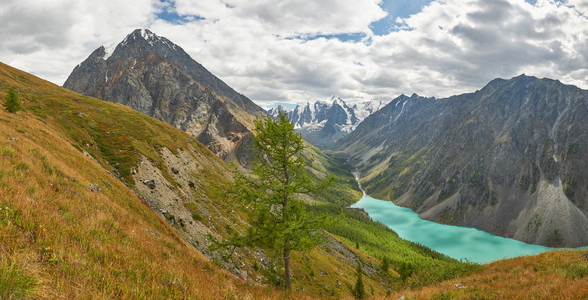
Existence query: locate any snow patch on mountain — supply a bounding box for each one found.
[117,28,176,50]
[102,42,117,60]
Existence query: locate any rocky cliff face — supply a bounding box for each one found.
[268,96,386,148]
[336,75,588,247]
[64,29,266,165]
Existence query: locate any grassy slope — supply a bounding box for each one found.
[5,61,580,299]
[0,62,395,298]
[386,250,588,299]
[310,204,478,287]
[305,145,478,289]
[0,62,289,298]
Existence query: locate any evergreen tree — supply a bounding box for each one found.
[3,88,21,113]
[353,263,365,299]
[381,256,390,274]
[398,262,413,282]
[225,112,334,290]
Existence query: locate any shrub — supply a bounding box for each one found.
[3,88,21,113]
[381,256,391,274]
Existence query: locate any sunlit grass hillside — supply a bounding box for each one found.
[0,61,293,298]
[0,61,412,298]
[386,250,588,299]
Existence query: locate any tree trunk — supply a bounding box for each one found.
[284,248,291,290]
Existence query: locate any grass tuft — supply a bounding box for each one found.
[0,258,39,299]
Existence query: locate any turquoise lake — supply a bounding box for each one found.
[350,195,563,264]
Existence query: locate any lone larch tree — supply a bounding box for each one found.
[225,111,333,290]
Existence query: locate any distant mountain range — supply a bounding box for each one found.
[64,29,266,165]
[336,75,588,247]
[268,96,387,148]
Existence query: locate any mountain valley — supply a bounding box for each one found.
[0,58,475,298]
[336,75,588,248]
[1,26,587,299]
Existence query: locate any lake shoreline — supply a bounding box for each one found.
[350,174,586,264]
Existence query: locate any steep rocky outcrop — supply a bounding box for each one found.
[268,96,387,148]
[64,29,266,164]
[336,75,588,247]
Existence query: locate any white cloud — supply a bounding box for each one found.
[566,0,588,14]
[0,0,587,105]
[0,0,158,84]
[149,0,588,102]
[230,0,386,35]
[171,0,386,35]
[361,0,588,97]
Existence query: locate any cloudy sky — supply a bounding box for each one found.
[1,0,587,107]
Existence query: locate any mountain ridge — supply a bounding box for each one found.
[337,74,588,247]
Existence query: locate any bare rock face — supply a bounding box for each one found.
[337,75,588,247]
[64,29,266,163]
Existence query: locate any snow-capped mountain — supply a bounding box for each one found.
[268,96,388,148]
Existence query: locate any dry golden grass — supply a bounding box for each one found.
[383,250,588,299]
[0,61,388,299]
[0,62,305,299]
[0,60,377,299]
[0,111,269,299]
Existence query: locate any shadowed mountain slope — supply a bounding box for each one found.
[337,75,588,247]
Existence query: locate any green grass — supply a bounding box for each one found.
[564,264,588,279]
[0,258,38,299]
[184,202,204,222]
[310,203,479,287]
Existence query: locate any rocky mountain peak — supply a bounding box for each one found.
[64,29,266,165]
[132,28,159,41]
[118,29,177,52]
